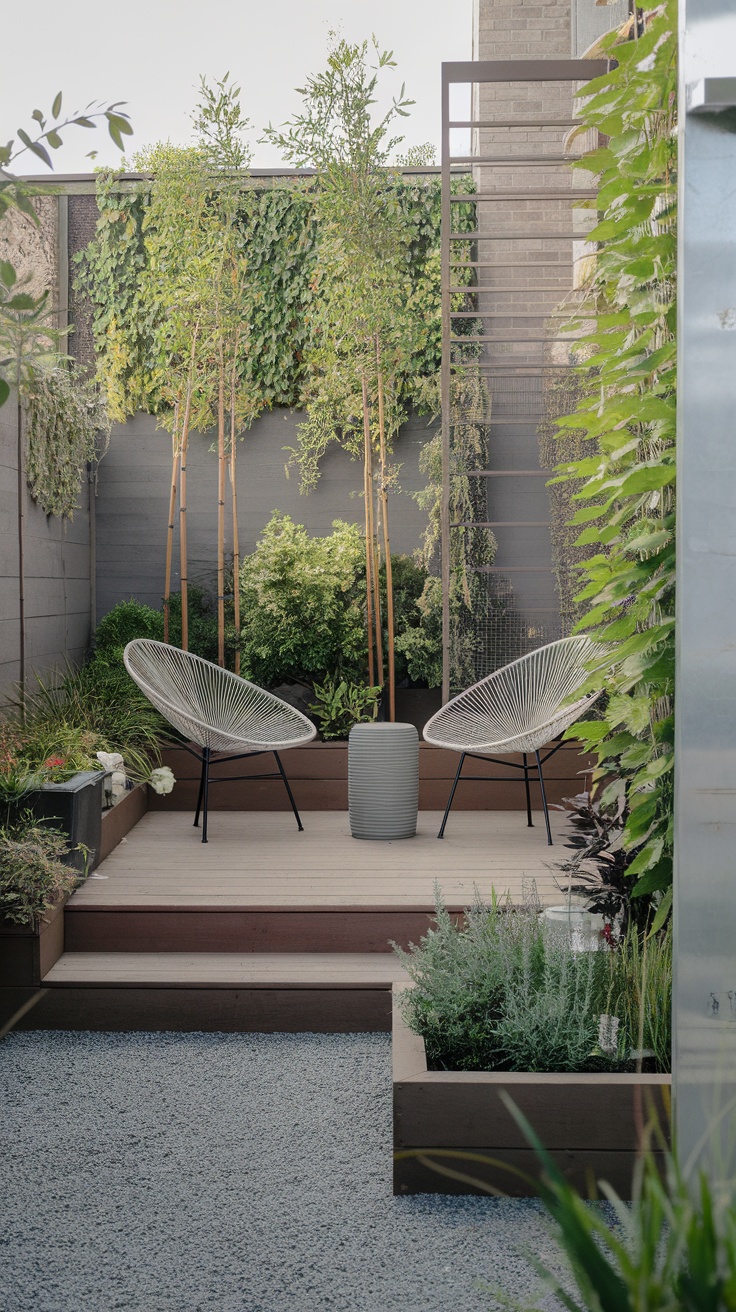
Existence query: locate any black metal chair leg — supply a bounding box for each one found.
[535,749,552,846]
[522,752,533,828]
[194,751,206,828]
[201,746,210,844]
[274,752,304,831]
[438,752,466,839]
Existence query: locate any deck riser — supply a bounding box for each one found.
[65,909,448,955]
[150,743,592,812]
[7,986,391,1032]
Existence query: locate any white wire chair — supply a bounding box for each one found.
[423,635,604,844]
[124,640,317,843]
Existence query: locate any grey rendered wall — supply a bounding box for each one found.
[94,407,435,621]
[0,392,93,703]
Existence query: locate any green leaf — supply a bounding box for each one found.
[649,885,673,931]
[0,378,9,407]
[5,293,38,310]
[52,92,63,120]
[0,260,16,289]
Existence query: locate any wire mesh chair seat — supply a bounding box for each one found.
[124,640,316,842]
[423,635,603,844]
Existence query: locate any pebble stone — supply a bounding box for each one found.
[0,1031,566,1312]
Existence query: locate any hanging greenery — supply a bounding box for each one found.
[25,364,109,519]
[552,2,677,925]
[75,167,472,427]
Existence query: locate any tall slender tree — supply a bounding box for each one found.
[194,74,253,667]
[137,143,211,649]
[264,37,427,716]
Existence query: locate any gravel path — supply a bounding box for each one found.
[0,1032,562,1312]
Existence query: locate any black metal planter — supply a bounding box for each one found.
[25,770,107,873]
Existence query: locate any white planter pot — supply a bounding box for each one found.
[540,904,607,952]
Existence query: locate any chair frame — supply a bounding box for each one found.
[124,640,315,844]
[437,740,565,845]
[180,743,304,845]
[424,635,603,845]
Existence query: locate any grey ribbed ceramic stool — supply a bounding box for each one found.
[348,722,419,840]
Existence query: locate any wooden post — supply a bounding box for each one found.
[230,353,240,675]
[217,340,226,667]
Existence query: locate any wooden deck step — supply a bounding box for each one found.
[15,951,409,1034]
[64,810,572,955]
[43,952,409,988]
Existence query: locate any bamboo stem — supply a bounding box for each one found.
[362,378,375,687]
[217,340,226,668]
[179,328,199,652]
[163,401,180,646]
[363,388,383,689]
[230,350,240,676]
[376,348,395,721]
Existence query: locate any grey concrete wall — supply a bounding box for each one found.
[94,407,436,621]
[0,392,93,703]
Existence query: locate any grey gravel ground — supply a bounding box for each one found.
[0,1031,564,1312]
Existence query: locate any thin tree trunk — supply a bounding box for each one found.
[217,340,226,668]
[376,351,395,721]
[179,329,199,652]
[362,381,383,688]
[362,379,376,687]
[163,401,180,645]
[230,351,240,676]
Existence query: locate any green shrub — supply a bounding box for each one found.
[167,585,239,667]
[379,555,430,685]
[11,660,165,782]
[497,1108,732,1312]
[0,811,81,927]
[93,598,164,654]
[394,576,443,689]
[239,514,366,686]
[394,889,671,1074]
[309,677,381,741]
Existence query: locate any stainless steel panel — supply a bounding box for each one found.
[675,0,736,1178]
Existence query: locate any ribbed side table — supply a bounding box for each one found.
[348,722,419,840]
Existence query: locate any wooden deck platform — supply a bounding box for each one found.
[71,809,571,909]
[14,808,576,1033]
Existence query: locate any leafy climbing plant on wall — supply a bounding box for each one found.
[25,364,109,518]
[553,1,677,925]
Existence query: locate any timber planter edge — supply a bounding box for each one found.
[392,986,671,1198]
[0,783,149,1027]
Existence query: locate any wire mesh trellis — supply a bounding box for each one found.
[440,58,610,699]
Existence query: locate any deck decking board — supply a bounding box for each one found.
[70,810,570,910]
[44,951,408,988]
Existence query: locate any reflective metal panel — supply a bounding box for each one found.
[675,0,736,1176]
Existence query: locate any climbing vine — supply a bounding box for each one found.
[553,2,677,922]
[25,363,109,518]
[75,169,476,424]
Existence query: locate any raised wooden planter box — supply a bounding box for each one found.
[0,783,149,1031]
[150,740,593,813]
[392,987,671,1199]
[99,781,149,864]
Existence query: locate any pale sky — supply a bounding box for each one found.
[2,0,473,176]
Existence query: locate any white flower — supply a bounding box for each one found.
[149,766,176,796]
[598,1014,620,1058]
